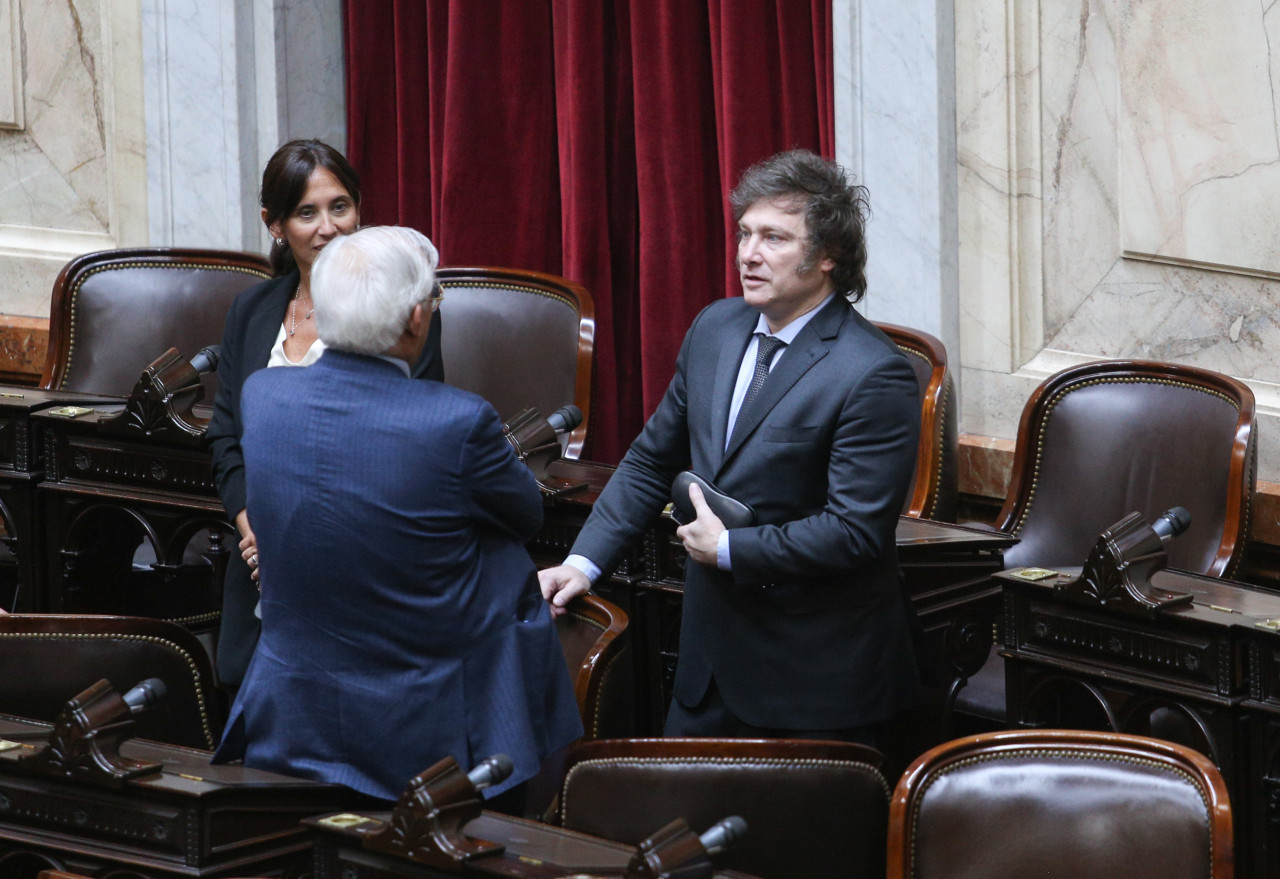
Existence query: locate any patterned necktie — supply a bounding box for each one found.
[739,334,786,419]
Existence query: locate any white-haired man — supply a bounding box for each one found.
[213,226,582,804]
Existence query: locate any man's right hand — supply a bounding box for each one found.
[538,565,592,618]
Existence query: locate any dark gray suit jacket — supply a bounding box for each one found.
[571,295,923,729]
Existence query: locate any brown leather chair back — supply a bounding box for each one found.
[41,248,271,398]
[875,322,959,521]
[888,729,1233,879]
[555,593,632,739]
[437,267,594,459]
[0,614,222,750]
[558,738,890,879]
[996,360,1255,576]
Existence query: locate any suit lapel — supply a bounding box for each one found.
[708,306,759,471]
[246,273,298,369]
[717,296,848,474]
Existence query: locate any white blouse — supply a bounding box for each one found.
[266,321,325,368]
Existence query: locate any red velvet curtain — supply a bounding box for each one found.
[346,1,833,463]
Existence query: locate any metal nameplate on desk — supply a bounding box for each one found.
[1008,567,1060,581]
[45,405,97,418]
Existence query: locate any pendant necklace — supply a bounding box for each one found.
[289,285,314,336]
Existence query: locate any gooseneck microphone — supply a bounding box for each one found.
[699,816,748,857]
[467,753,514,791]
[1151,506,1192,543]
[189,345,221,375]
[546,405,583,435]
[122,678,168,716]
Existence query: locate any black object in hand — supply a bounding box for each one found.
[670,471,756,528]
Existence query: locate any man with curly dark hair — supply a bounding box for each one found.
[542,150,922,744]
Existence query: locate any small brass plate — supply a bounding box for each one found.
[1256,619,1280,631]
[1009,567,1060,581]
[317,813,376,829]
[46,405,95,418]
[0,740,21,752]
[0,392,23,398]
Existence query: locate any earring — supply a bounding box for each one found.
[274,238,284,246]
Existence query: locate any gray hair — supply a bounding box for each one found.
[311,226,439,355]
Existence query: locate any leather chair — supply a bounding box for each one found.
[0,614,222,750]
[888,729,1233,879]
[875,321,959,521]
[40,247,271,398]
[436,267,595,459]
[996,359,1255,575]
[557,738,891,879]
[556,592,632,739]
[953,359,1256,726]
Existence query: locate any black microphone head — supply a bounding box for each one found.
[190,345,221,374]
[123,677,168,715]
[467,753,514,791]
[699,815,748,857]
[1152,506,1192,541]
[546,404,584,434]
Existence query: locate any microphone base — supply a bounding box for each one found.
[18,679,162,788]
[363,756,504,868]
[624,818,716,879]
[1051,511,1194,615]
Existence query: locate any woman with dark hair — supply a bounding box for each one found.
[207,139,444,689]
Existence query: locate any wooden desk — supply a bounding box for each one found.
[31,398,230,628]
[308,808,763,879]
[0,389,119,612]
[1000,565,1280,879]
[533,459,1015,737]
[0,713,347,878]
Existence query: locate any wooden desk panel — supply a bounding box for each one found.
[31,401,231,628]
[308,809,764,879]
[0,390,119,613]
[0,713,346,878]
[1000,566,1280,879]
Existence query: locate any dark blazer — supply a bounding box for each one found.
[213,351,581,800]
[206,271,444,684]
[571,295,923,729]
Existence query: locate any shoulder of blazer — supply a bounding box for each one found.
[229,271,298,371]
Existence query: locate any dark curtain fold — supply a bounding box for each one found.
[345,0,833,463]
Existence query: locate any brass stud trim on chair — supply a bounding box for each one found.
[438,280,579,312]
[62,262,271,391]
[163,610,221,627]
[907,748,1213,878]
[0,631,217,750]
[1012,376,1240,537]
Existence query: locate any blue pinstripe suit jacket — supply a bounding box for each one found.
[213,350,581,799]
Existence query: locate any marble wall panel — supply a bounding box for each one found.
[1119,0,1280,275]
[0,0,146,318]
[957,0,1280,484]
[835,0,959,359]
[142,0,243,247]
[2,0,109,233]
[955,0,1043,375]
[1,0,21,128]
